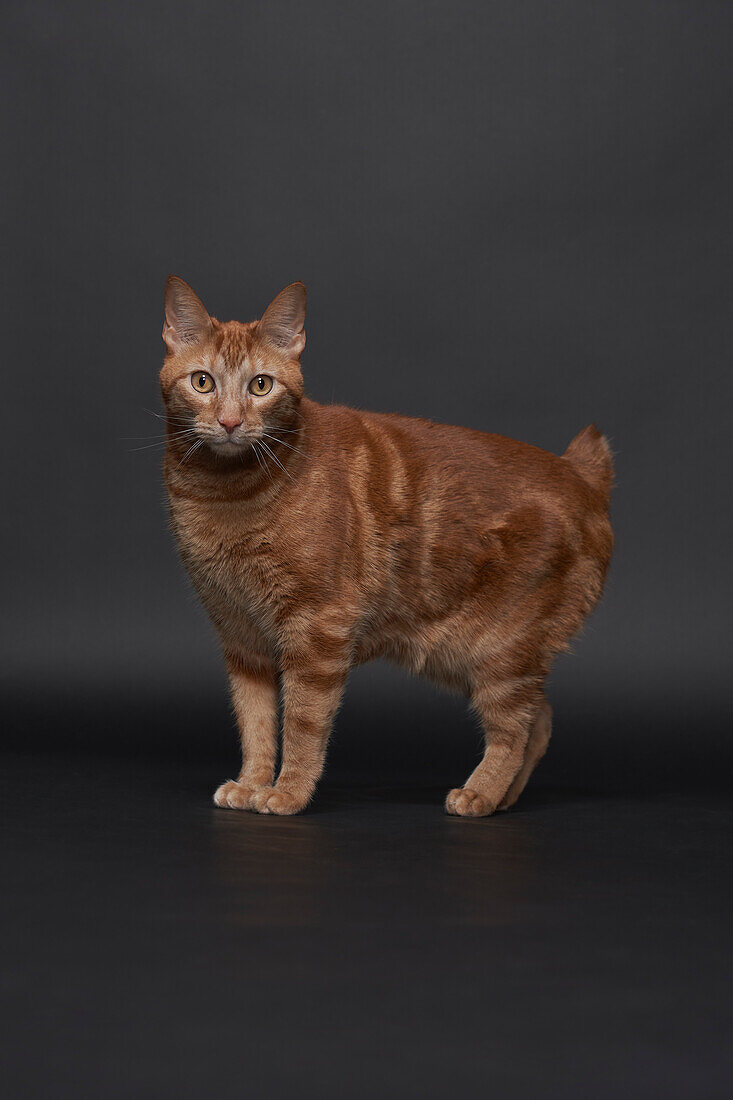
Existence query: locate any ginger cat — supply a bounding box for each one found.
[160,277,613,817]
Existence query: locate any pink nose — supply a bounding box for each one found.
[218,415,243,434]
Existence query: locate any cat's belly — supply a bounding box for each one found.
[352,609,475,694]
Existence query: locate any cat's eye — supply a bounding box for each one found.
[191,371,215,394]
[249,375,273,396]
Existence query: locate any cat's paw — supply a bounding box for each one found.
[249,786,305,815]
[213,779,258,810]
[445,787,494,817]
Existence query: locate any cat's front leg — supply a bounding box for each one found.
[250,651,348,815]
[213,655,279,810]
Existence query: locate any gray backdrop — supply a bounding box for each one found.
[3,0,731,787]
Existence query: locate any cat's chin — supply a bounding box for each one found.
[208,438,248,457]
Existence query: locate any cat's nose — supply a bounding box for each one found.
[218,415,243,434]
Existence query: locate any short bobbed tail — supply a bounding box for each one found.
[563,425,614,505]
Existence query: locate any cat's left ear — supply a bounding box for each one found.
[163,276,213,354]
[258,282,306,359]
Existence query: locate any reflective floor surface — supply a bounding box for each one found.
[3,733,731,1099]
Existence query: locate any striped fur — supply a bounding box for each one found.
[161,278,614,816]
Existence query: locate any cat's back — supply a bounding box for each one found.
[305,400,612,660]
[307,399,613,597]
[306,399,607,520]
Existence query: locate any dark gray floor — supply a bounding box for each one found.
[2,693,732,1099]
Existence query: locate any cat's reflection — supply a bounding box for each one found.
[210,787,538,927]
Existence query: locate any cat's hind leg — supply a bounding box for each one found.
[497,698,552,811]
[445,673,545,818]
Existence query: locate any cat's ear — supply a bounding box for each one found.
[258,282,306,359]
[163,276,213,354]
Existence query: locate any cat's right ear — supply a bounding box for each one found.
[258,282,306,359]
[163,276,213,354]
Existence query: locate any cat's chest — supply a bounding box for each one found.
[170,496,284,632]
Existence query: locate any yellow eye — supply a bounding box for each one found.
[249,375,273,396]
[191,371,215,393]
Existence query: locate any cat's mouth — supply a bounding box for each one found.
[207,433,256,456]
[211,437,242,449]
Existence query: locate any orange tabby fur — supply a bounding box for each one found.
[160,277,613,816]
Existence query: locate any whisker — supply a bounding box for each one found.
[144,407,188,422]
[254,442,275,482]
[128,429,198,452]
[177,437,205,468]
[125,428,197,442]
[260,431,307,458]
[143,408,194,426]
[247,442,261,474]
[252,441,273,483]
[258,438,294,481]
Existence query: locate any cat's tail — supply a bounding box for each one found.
[563,425,614,506]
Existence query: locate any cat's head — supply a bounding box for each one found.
[160,277,306,459]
